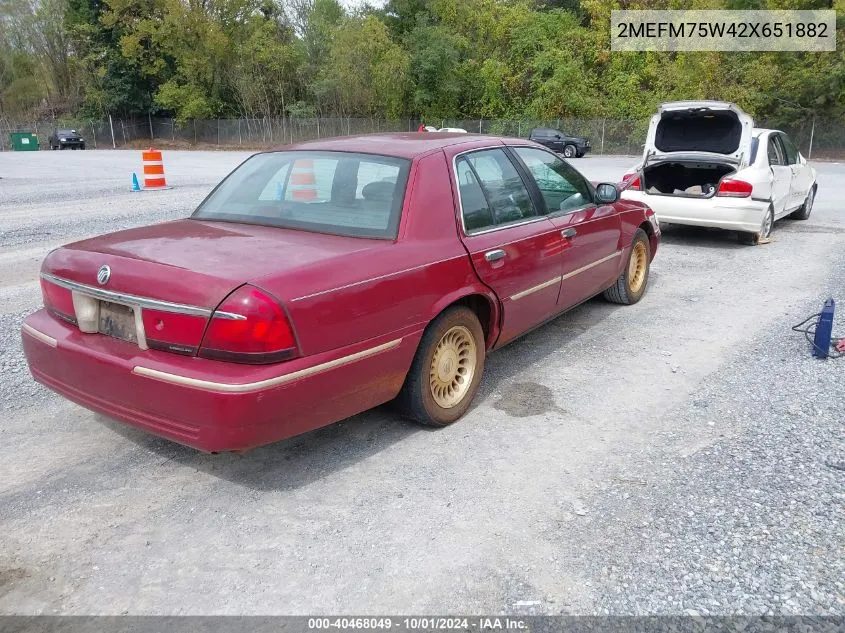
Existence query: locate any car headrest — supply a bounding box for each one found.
[361,181,394,202]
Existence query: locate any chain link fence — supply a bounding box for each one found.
[1,115,842,158]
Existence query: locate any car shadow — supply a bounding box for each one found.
[658,224,747,249]
[103,297,617,492]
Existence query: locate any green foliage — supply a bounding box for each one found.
[0,0,842,135]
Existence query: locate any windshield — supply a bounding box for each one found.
[193,151,411,239]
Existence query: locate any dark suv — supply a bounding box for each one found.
[48,128,86,150]
[528,128,590,158]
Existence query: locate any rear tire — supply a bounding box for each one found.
[396,306,485,427]
[739,205,774,245]
[604,228,650,305]
[790,186,815,220]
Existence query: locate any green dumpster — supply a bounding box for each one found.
[9,131,39,151]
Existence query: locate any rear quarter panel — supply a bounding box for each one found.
[262,151,499,358]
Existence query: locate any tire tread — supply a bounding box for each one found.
[396,306,484,427]
[603,229,649,305]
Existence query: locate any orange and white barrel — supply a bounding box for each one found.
[287,159,318,201]
[142,148,169,190]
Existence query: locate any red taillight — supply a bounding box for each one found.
[717,178,753,198]
[41,278,76,323]
[142,309,207,355]
[199,285,298,364]
[622,172,641,191]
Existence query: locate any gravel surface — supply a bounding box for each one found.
[0,150,843,615]
[579,278,845,616]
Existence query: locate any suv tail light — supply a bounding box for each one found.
[41,278,76,323]
[717,178,753,198]
[622,172,641,191]
[199,285,298,364]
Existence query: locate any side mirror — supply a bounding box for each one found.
[595,183,619,203]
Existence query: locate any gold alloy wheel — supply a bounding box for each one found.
[628,241,648,293]
[429,325,477,409]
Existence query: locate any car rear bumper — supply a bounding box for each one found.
[621,191,769,234]
[22,309,419,452]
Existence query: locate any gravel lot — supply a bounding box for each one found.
[0,149,842,615]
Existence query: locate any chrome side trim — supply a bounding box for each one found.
[509,276,562,301]
[132,338,403,393]
[561,251,622,282]
[22,323,57,347]
[41,273,245,320]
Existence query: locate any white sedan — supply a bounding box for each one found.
[621,101,817,244]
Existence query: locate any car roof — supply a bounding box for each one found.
[752,128,782,137]
[274,132,500,159]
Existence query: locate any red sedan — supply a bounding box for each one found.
[22,134,660,452]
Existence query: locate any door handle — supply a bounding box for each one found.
[561,228,577,238]
[484,249,506,262]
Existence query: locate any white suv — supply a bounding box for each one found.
[621,101,817,244]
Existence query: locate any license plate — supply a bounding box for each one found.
[98,301,138,343]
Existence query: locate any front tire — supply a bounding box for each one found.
[396,306,485,427]
[604,228,650,305]
[790,186,815,220]
[563,144,576,158]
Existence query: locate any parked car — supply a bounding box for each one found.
[438,127,468,133]
[528,128,591,158]
[620,101,817,244]
[22,133,659,452]
[48,128,86,150]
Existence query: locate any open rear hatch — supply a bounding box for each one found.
[638,101,753,198]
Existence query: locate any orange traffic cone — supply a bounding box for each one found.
[288,159,318,201]
[141,148,170,190]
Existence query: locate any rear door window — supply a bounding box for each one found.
[767,136,786,166]
[193,151,410,239]
[779,134,799,165]
[456,149,537,233]
[456,160,495,232]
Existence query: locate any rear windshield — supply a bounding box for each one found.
[192,151,411,239]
